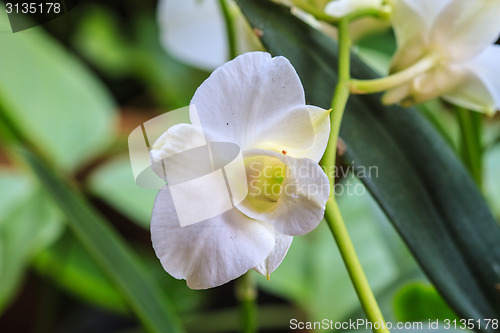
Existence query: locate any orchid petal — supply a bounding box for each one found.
[443,45,500,114]
[150,123,207,182]
[237,149,329,236]
[157,0,262,70]
[391,0,428,72]
[157,0,228,70]
[306,105,331,162]
[324,0,383,18]
[151,123,206,160]
[389,0,449,72]
[405,66,466,105]
[151,187,275,289]
[381,82,412,105]
[191,52,322,156]
[431,0,500,62]
[252,106,330,162]
[253,233,293,278]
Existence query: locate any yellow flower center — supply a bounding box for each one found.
[244,155,287,212]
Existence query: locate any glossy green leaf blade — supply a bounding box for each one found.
[33,231,128,313]
[393,282,458,323]
[20,149,184,333]
[236,0,500,330]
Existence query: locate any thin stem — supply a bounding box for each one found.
[322,18,389,333]
[236,272,257,333]
[219,0,238,60]
[456,106,483,190]
[350,55,437,94]
[325,200,390,333]
[323,18,351,190]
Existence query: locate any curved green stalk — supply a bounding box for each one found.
[350,55,437,94]
[322,18,390,333]
[323,18,351,189]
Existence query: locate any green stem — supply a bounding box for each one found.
[219,0,238,60]
[350,55,437,94]
[236,272,257,333]
[456,106,483,190]
[322,18,389,333]
[323,18,351,190]
[325,200,389,333]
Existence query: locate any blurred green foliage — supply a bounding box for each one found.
[393,283,459,323]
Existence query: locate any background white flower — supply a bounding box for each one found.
[157,0,262,70]
[386,0,500,114]
[150,52,330,289]
[325,0,388,18]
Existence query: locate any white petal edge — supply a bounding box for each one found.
[443,46,500,114]
[190,52,315,152]
[151,186,275,289]
[251,105,331,162]
[150,123,207,182]
[325,0,383,18]
[307,105,331,162]
[157,0,227,70]
[237,149,330,236]
[253,232,293,278]
[408,66,466,105]
[389,0,448,72]
[430,0,500,62]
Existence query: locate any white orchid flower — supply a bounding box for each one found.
[325,0,389,18]
[157,0,261,70]
[383,0,500,114]
[150,52,331,289]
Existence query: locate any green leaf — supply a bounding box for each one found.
[0,11,116,171]
[393,282,458,323]
[236,0,500,330]
[87,156,156,228]
[0,171,64,312]
[33,231,128,313]
[485,144,500,220]
[34,231,206,316]
[20,149,184,333]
